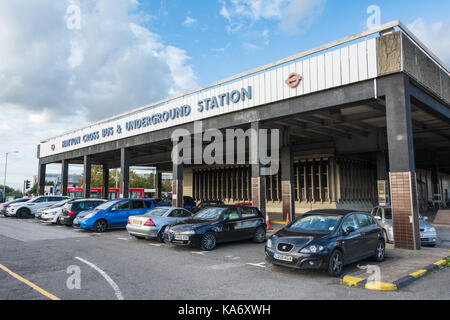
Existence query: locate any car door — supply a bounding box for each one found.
[108,200,131,227]
[218,207,242,242]
[239,207,262,239]
[339,214,363,264]
[356,213,379,256]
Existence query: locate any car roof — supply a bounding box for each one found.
[72,199,106,202]
[303,209,360,216]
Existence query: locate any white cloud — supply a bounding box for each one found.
[408,18,450,67]
[219,0,325,35]
[184,16,197,26]
[0,0,198,190]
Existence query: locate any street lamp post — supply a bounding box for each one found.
[2,151,19,202]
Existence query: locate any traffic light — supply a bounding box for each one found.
[25,180,30,190]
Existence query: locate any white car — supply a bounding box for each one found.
[36,199,72,224]
[6,196,69,219]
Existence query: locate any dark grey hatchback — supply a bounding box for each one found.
[265,210,385,277]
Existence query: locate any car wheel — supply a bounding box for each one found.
[373,239,385,262]
[93,220,108,233]
[200,231,217,251]
[17,208,30,219]
[328,250,344,277]
[253,227,266,243]
[157,226,167,243]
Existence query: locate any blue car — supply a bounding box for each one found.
[73,199,157,233]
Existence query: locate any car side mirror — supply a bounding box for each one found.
[110,207,117,212]
[344,226,355,235]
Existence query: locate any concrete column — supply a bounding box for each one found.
[172,163,183,208]
[250,121,267,215]
[61,160,69,197]
[281,130,295,221]
[37,163,46,196]
[83,155,92,199]
[120,148,130,199]
[431,154,441,209]
[155,171,162,199]
[102,164,109,200]
[382,74,421,250]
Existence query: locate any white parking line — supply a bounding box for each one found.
[191,251,208,256]
[75,257,124,300]
[149,243,164,247]
[246,262,266,268]
[117,237,131,241]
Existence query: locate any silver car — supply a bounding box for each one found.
[127,207,193,242]
[370,205,438,247]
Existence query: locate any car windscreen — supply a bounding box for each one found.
[288,215,341,233]
[194,207,225,221]
[94,200,116,210]
[49,200,70,208]
[143,208,169,217]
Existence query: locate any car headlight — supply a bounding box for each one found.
[83,213,96,219]
[266,239,273,248]
[179,230,195,235]
[300,245,325,254]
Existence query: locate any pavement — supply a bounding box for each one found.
[0,216,449,300]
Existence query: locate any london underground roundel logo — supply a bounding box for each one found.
[285,73,302,88]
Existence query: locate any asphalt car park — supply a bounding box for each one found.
[0,216,449,300]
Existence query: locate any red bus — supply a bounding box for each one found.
[67,188,145,200]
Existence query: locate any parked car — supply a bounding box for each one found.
[163,205,266,251]
[6,196,69,218]
[73,199,157,233]
[36,199,73,224]
[59,199,107,226]
[265,210,385,277]
[192,200,224,213]
[370,205,438,247]
[127,207,193,242]
[0,198,30,216]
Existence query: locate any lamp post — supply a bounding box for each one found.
[2,151,19,202]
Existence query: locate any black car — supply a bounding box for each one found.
[265,210,385,277]
[0,198,30,216]
[164,206,266,250]
[59,199,107,226]
[192,200,225,213]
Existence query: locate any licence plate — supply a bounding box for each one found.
[274,253,293,262]
[60,217,64,221]
[133,220,142,226]
[175,235,189,241]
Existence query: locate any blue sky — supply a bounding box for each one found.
[0,0,449,190]
[138,0,450,86]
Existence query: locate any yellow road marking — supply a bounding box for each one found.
[409,269,427,278]
[271,221,286,225]
[365,281,397,291]
[0,264,60,300]
[433,260,447,267]
[342,276,365,287]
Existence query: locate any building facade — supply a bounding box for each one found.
[36,21,450,250]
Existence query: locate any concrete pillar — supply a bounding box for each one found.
[120,148,130,199]
[431,154,441,209]
[37,163,46,196]
[383,74,421,250]
[281,130,295,221]
[250,121,267,215]
[172,163,183,208]
[376,152,389,206]
[155,171,162,199]
[83,155,91,199]
[102,164,109,200]
[61,160,69,197]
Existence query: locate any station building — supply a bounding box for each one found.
[37,21,450,250]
